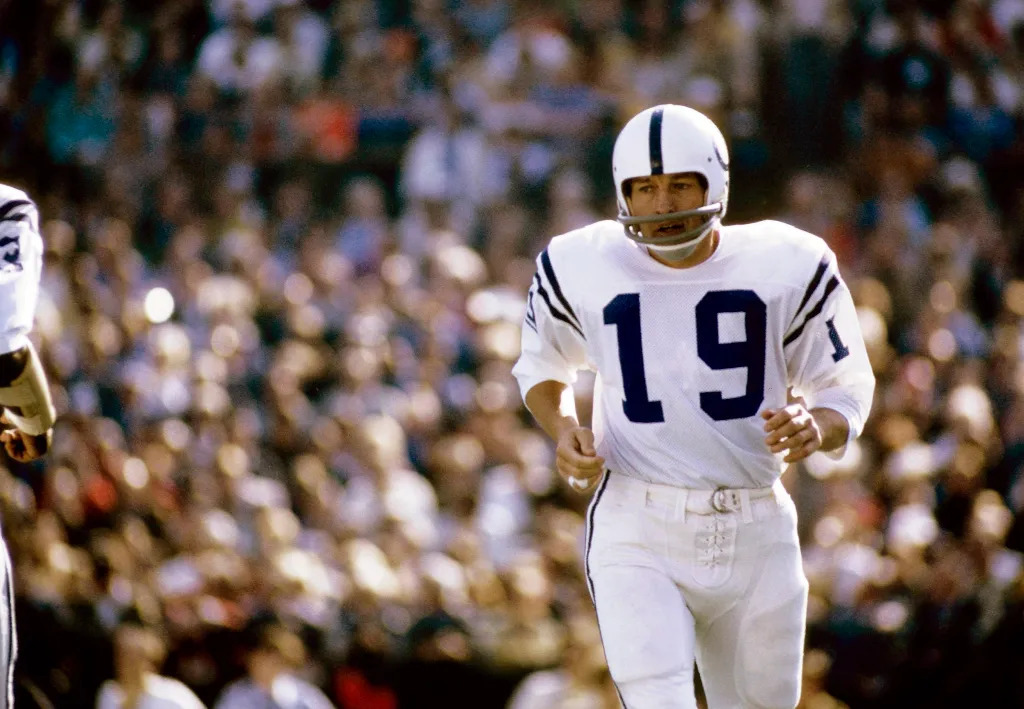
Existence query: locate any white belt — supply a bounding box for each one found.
[605,473,787,524]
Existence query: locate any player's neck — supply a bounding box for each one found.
[647,229,720,269]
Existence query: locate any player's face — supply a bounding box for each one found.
[624,172,707,241]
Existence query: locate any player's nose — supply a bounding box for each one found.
[653,187,672,214]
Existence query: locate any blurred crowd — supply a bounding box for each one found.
[1,0,1024,707]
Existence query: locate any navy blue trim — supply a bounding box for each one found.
[524,286,540,331]
[533,273,585,339]
[714,142,729,171]
[524,288,538,332]
[524,312,538,333]
[540,249,581,329]
[583,473,630,708]
[0,201,30,221]
[0,214,28,227]
[648,108,664,175]
[788,256,829,331]
[584,472,611,598]
[784,275,840,346]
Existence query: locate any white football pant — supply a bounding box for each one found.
[585,472,808,709]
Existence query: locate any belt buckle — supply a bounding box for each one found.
[711,487,734,513]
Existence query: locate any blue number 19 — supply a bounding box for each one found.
[604,290,767,424]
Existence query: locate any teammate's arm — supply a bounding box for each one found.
[0,188,53,462]
[0,341,55,462]
[524,380,604,491]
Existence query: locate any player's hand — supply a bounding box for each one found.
[761,402,822,463]
[0,426,51,462]
[555,426,605,493]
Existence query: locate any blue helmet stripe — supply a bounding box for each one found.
[648,107,664,175]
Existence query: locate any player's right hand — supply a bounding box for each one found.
[555,426,605,493]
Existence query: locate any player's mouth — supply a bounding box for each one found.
[655,222,687,236]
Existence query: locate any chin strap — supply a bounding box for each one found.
[0,341,56,436]
[644,221,716,262]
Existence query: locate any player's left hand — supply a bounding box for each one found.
[0,426,51,462]
[761,402,822,463]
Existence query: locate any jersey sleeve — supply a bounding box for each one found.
[511,247,588,402]
[0,188,44,354]
[784,246,875,454]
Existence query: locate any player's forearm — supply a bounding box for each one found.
[524,380,581,442]
[810,407,850,452]
[0,342,56,435]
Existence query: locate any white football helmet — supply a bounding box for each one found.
[612,104,729,258]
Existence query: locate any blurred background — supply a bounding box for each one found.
[0,0,1023,707]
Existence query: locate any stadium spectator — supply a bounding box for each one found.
[96,619,206,709]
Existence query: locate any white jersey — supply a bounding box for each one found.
[0,184,43,354]
[512,219,875,489]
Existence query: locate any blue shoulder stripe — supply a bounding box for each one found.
[533,273,585,339]
[783,275,840,346]
[0,200,32,225]
[788,256,829,331]
[540,249,582,330]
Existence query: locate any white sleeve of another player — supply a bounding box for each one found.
[511,252,588,403]
[784,251,875,450]
[0,193,43,354]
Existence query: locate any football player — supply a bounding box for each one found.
[0,183,56,708]
[512,105,874,708]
